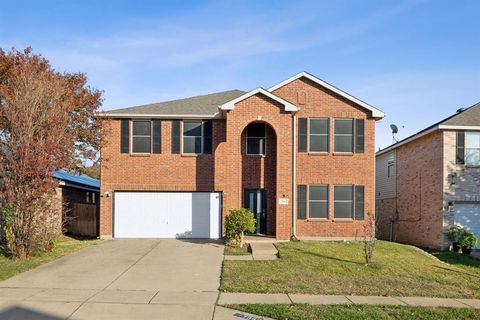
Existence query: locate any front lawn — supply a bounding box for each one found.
[221,241,480,298]
[0,235,100,281]
[228,304,480,320]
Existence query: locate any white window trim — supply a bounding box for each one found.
[308,118,329,153]
[307,184,329,220]
[131,119,153,154]
[334,118,354,153]
[182,120,204,155]
[246,123,267,156]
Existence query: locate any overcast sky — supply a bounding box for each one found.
[1,0,479,149]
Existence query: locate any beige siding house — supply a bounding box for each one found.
[376,102,480,249]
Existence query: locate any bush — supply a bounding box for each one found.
[460,231,478,249]
[225,208,255,248]
[447,225,464,243]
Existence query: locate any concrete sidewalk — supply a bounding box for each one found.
[218,293,480,309]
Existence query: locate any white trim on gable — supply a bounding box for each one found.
[218,87,299,112]
[268,71,385,119]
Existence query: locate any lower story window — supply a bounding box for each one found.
[334,185,353,219]
[308,185,328,218]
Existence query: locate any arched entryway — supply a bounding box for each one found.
[241,121,277,236]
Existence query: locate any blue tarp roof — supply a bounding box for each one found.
[53,169,100,190]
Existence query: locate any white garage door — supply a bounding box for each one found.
[454,202,480,241]
[114,192,221,239]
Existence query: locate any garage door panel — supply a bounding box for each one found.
[454,203,480,241]
[114,192,221,239]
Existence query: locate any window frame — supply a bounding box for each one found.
[308,118,329,153]
[131,120,153,154]
[333,184,354,220]
[387,152,395,178]
[307,184,329,220]
[334,118,354,153]
[246,122,267,156]
[182,120,204,155]
[464,131,480,166]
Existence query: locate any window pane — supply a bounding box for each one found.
[132,137,151,153]
[183,136,202,153]
[247,138,265,155]
[309,185,328,201]
[309,202,328,218]
[334,202,353,218]
[132,121,151,136]
[310,119,328,134]
[334,186,353,201]
[334,136,353,152]
[310,135,328,152]
[247,123,266,137]
[466,149,480,165]
[466,132,480,148]
[183,121,202,137]
[335,119,353,134]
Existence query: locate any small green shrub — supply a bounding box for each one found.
[460,231,478,249]
[447,225,464,243]
[225,208,255,248]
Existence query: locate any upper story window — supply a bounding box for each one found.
[183,121,203,154]
[246,123,266,155]
[120,119,161,154]
[334,119,353,152]
[387,152,395,178]
[132,120,152,153]
[465,132,480,166]
[309,118,329,152]
[457,131,480,166]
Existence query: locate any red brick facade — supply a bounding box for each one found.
[100,76,378,239]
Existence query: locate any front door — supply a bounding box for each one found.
[245,189,267,234]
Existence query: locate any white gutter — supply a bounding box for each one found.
[438,125,480,130]
[95,112,221,119]
[292,112,298,238]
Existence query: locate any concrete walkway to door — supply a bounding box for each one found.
[0,239,224,320]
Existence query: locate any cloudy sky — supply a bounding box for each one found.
[1,0,479,149]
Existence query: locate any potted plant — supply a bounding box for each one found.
[459,231,478,255]
[447,225,464,252]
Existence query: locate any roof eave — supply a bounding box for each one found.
[96,112,222,119]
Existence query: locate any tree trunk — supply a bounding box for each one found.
[240,232,244,248]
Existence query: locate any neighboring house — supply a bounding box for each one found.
[98,71,385,240]
[376,102,480,249]
[53,169,100,237]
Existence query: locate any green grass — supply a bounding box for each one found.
[224,244,251,256]
[221,240,480,298]
[228,304,480,320]
[0,235,100,281]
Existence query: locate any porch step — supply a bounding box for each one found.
[250,242,278,256]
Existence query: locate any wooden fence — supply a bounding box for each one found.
[68,203,97,237]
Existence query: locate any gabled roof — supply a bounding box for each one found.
[53,169,100,190]
[99,90,245,119]
[376,101,480,156]
[268,71,385,119]
[219,87,298,112]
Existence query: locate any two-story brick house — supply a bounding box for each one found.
[376,102,480,249]
[99,72,384,240]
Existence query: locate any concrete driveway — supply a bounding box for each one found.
[0,239,225,320]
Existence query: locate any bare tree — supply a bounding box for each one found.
[0,48,102,258]
[363,213,377,266]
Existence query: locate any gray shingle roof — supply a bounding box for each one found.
[441,102,480,126]
[104,90,245,117]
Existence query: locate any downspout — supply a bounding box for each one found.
[292,111,298,239]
